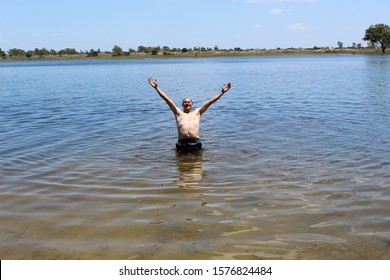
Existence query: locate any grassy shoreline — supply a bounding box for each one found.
[1,48,388,62]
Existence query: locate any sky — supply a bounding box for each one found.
[1,0,389,51]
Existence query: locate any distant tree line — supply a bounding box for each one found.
[2,47,79,58]
[0,44,235,59]
[1,23,389,59]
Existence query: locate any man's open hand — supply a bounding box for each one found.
[222,82,232,93]
[148,77,158,88]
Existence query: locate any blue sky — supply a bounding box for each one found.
[1,0,389,51]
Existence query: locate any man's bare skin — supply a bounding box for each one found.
[148,77,232,148]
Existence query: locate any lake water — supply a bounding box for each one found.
[1,55,389,259]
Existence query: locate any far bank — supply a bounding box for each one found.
[1,48,388,62]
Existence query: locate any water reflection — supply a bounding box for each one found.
[174,152,205,189]
[364,55,390,95]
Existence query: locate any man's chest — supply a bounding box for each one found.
[177,112,200,124]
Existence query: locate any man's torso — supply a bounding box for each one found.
[175,110,201,140]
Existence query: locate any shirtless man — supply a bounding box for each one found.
[148,77,232,153]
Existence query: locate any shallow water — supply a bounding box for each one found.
[1,55,390,259]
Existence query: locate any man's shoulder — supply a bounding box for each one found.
[192,108,202,115]
[174,107,187,117]
[175,107,184,114]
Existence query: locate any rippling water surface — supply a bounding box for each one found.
[1,55,390,259]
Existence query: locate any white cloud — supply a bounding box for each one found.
[288,23,306,31]
[32,33,43,38]
[253,24,262,28]
[269,8,282,15]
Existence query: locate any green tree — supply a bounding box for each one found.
[138,45,147,53]
[0,48,6,58]
[363,23,390,53]
[112,45,123,56]
[337,41,343,48]
[86,49,99,57]
[34,48,50,57]
[58,48,78,55]
[8,48,26,57]
[151,47,159,55]
[26,50,34,58]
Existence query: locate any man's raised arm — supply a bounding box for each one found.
[148,77,179,114]
[198,82,232,115]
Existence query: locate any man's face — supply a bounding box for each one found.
[182,98,193,112]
